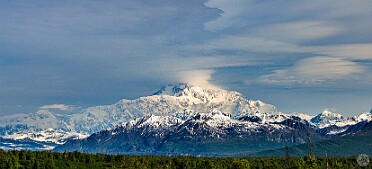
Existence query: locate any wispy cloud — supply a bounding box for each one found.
[312,43,372,60]
[38,104,73,111]
[204,0,251,31]
[186,35,302,54]
[259,56,366,85]
[204,0,372,33]
[248,21,343,43]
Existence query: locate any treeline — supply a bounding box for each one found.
[0,149,369,169]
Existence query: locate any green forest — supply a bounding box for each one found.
[0,150,370,169]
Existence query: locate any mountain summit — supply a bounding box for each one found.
[153,83,241,101]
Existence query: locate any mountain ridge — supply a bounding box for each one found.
[53,111,312,156]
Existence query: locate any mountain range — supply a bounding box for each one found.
[251,120,372,157]
[1,83,371,156]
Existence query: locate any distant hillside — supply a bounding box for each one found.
[252,121,372,157]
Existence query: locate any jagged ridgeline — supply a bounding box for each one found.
[1,83,372,156]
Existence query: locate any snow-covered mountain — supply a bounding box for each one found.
[1,83,371,151]
[309,109,372,137]
[2,128,88,145]
[0,128,88,150]
[0,110,66,135]
[0,83,283,149]
[310,109,346,128]
[1,83,281,134]
[309,109,372,129]
[54,111,311,156]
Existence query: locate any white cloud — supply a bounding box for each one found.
[191,35,302,54]
[259,56,366,85]
[249,21,343,43]
[203,0,372,45]
[312,43,372,60]
[176,69,220,89]
[204,0,251,31]
[1,0,372,116]
[38,104,73,111]
[204,0,372,31]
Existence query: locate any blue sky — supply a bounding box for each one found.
[1,0,372,116]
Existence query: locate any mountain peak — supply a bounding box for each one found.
[319,109,343,118]
[291,112,313,122]
[153,83,190,96]
[152,83,241,99]
[310,109,345,128]
[354,112,372,122]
